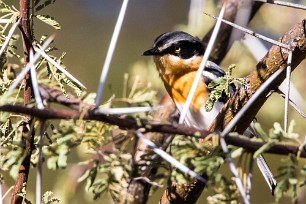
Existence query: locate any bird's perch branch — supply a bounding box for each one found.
[211,19,306,133]
[0,104,305,158]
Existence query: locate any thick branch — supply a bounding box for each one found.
[0,104,209,137]
[211,19,306,133]
[0,104,305,158]
[124,95,177,204]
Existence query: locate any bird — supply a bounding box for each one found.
[143,31,277,194]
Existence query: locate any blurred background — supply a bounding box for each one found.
[3,0,306,203]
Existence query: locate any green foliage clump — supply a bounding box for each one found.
[205,64,244,112]
[170,134,243,203]
[170,135,220,181]
[78,152,132,201]
[0,1,158,203]
[252,121,303,203]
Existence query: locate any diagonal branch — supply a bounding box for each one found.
[211,19,306,133]
[172,19,306,204]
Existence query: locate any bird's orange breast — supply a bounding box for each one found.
[153,54,208,111]
[164,71,209,111]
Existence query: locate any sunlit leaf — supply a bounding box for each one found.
[36,15,61,30]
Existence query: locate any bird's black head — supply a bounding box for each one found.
[143,31,204,59]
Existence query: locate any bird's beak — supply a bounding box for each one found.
[143,48,160,56]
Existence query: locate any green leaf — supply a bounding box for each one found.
[253,122,269,141]
[36,15,61,30]
[47,156,58,170]
[230,147,243,158]
[286,120,299,139]
[42,191,60,204]
[289,178,297,185]
[272,122,285,138]
[253,141,275,158]
[35,0,57,12]
[0,1,12,13]
[204,64,243,112]
[299,180,306,187]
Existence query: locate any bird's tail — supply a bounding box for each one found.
[256,154,277,195]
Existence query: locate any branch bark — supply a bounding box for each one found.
[1,104,306,158]
[11,1,35,203]
[211,19,306,133]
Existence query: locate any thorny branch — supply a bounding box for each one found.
[11,1,35,203]
[0,104,306,158]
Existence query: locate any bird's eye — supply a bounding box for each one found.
[174,46,181,53]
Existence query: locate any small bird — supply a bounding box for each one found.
[143,31,276,194]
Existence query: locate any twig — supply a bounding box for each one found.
[1,186,14,202]
[29,49,44,109]
[0,104,211,137]
[219,136,249,204]
[135,131,207,183]
[284,51,292,132]
[179,2,226,124]
[33,46,86,89]
[133,177,163,188]
[220,68,283,137]
[276,89,306,119]
[243,34,305,109]
[36,120,45,204]
[227,0,252,48]
[246,154,254,200]
[8,35,55,92]
[97,106,162,115]
[95,0,129,106]
[204,12,292,50]
[0,18,20,57]
[255,0,306,10]
[217,68,284,193]
[11,1,35,202]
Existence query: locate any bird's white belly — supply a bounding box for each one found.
[175,101,224,130]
